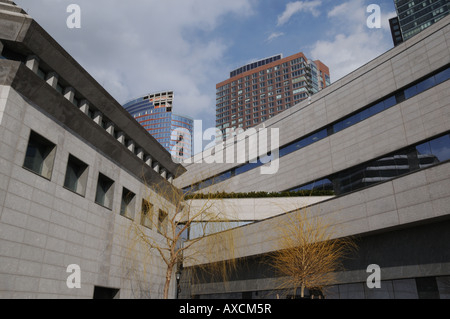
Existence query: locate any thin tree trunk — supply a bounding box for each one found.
[163,265,173,299]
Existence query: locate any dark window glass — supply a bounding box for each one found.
[93,286,120,299]
[429,134,450,162]
[416,277,439,299]
[235,161,261,176]
[23,131,56,180]
[219,171,232,181]
[158,210,168,234]
[369,101,385,117]
[290,178,333,192]
[120,187,136,219]
[416,76,436,94]
[95,173,115,209]
[383,95,396,109]
[404,85,418,99]
[359,107,372,121]
[199,178,214,190]
[287,132,450,196]
[64,155,89,196]
[435,67,450,84]
[140,199,154,229]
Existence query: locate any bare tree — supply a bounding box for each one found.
[269,208,356,298]
[128,182,238,299]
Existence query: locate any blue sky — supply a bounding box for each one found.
[15,0,397,131]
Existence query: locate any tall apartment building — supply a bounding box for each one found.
[123,92,194,162]
[216,52,330,138]
[391,0,449,45]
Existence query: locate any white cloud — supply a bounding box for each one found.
[266,32,285,42]
[15,0,255,127]
[309,0,394,82]
[277,0,322,26]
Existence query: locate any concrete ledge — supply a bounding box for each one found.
[184,161,450,267]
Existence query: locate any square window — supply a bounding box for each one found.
[95,173,115,210]
[23,131,57,180]
[140,199,154,229]
[64,154,89,197]
[120,187,136,219]
[158,209,168,235]
[93,286,120,299]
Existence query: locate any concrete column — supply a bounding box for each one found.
[127,140,135,153]
[93,111,103,126]
[79,99,89,115]
[116,131,125,145]
[145,155,153,167]
[168,175,173,184]
[153,162,160,174]
[25,55,40,73]
[160,169,167,179]
[63,87,75,104]
[46,72,59,89]
[136,148,144,160]
[106,122,115,136]
[0,41,4,56]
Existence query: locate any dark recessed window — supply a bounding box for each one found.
[93,286,120,299]
[23,131,56,180]
[64,154,89,197]
[120,187,136,219]
[416,277,439,299]
[158,209,168,235]
[95,173,115,209]
[140,199,154,229]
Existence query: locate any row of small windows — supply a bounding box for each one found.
[135,113,171,122]
[216,78,313,111]
[23,130,169,233]
[398,1,447,25]
[11,51,173,181]
[229,55,283,78]
[220,57,309,93]
[217,75,308,101]
[217,105,294,128]
[185,65,450,193]
[217,98,292,117]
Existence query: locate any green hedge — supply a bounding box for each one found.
[184,190,334,200]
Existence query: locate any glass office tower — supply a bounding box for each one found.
[123,91,193,162]
[393,0,449,42]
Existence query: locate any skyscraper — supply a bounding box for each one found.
[123,91,193,162]
[391,0,449,45]
[215,52,330,138]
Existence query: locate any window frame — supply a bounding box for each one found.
[23,131,57,180]
[63,154,89,197]
[95,173,115,210]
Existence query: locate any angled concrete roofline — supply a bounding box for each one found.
[0,0,186,179]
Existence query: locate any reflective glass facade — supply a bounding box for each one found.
[394,0,449,41]
[186,65,450,194]
[123,91,193,161]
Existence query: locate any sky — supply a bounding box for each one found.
[15,0,397,131]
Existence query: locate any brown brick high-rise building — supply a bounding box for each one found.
[216,52,330,138]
